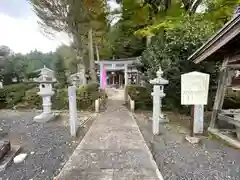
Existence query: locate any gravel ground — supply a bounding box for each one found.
[0,110,96,180]
[134,112,240,180]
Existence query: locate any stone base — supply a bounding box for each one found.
[150,114,169,123]
[0,145,21,172]
[34,113,58,123]
[185,135,200,144]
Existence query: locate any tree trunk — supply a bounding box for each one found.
[95,44,100,61]
[146,36,152,47]
[76,51,87,85]
[88,28,97,81]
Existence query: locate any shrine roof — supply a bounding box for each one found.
[34,65,54,72]
[188,14,240,63]
[95,57,142,65]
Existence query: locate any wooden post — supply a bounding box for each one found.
[210,57,229,128]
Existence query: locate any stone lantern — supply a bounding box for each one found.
[150,67,169,135]
[33,69,57,122]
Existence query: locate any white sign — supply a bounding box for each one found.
[181,71,210,105]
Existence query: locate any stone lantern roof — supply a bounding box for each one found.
[150,67,169,85]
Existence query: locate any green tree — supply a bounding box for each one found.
[54,54,67,88]
[56,45,78,74]
[141,15,218,110]
[203,0,239,29]
[29,0,109,81]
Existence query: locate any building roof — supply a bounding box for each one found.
[34,65,54,73]
[188,14,240,63]
[95,57,142,65]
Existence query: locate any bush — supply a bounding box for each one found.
[15,88,42,109]
[0,83,36,109]
[52,88,68,110]
[76,82,100,110]
[127,85,152,110]
[4,82,105,110]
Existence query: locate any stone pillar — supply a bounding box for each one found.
[42,95,51,114]
[152,86,161,134]
[150,67,169,135]
[124,64,128,102]
[68,86,78,137]
[193,105,204,134]
[95,98,100,113]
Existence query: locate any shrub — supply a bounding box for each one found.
[127,85,152,110]
[52,88,68,110]
[15,88,42,109]
[20,82,102,110]
[4,82,105,110]
[0,83,36,109]
[76,82,100,110]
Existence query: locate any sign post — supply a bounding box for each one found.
[181,71,210,136]
[68,86,78,137]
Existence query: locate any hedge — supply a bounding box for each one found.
[14,82,106,110]
[0,83,36,108]
[127,84,152,110]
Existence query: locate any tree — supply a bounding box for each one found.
[203,0,239,29]
[141,15,218,110]
[0,53,27,84]
[54,54,67,88]
[29,0,109,81]
[0,45,11,58]
[56,45,78,74]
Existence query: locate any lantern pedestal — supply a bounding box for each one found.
[34,112,56,123]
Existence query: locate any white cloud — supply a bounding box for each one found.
[0,13,70,54]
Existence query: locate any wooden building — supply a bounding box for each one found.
[188,13,240,147]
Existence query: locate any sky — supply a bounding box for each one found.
[0,0,119,54]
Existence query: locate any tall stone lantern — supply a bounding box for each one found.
[33,69,57,122]
[150,67,169,135]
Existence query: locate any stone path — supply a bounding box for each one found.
[56,98,163,179]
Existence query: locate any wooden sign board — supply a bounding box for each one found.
[181,71,210,105]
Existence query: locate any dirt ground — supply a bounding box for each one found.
[0,110,96,180]
[134,111,240,180]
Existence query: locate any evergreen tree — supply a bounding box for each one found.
[54,55,67,88]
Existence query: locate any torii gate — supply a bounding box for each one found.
[96,57,142,101]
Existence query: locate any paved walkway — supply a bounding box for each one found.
[56,90,163,179]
